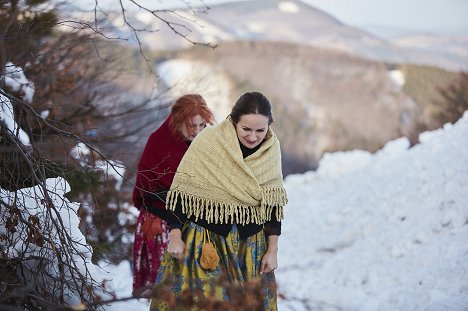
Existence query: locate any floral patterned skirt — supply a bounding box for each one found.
[133,209,169,295]
[150,222,277,310]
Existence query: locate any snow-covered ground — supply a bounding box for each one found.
[277,112,468,311]
[98,112,468,311]
[2,61,467,310]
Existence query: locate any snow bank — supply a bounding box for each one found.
[278,112,468,311]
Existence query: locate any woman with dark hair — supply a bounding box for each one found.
[151,92,288,310]
[132,94,214,297]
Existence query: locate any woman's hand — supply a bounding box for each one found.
[260,235,279,275]
[167,229,185,260]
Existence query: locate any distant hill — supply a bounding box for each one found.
[68,0,464,175]
[152,40,459,175]
[93,0,466,71]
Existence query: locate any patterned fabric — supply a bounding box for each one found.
[133,209,170,295]
[150,222,277,310]
[132,115,189,294]
[166,118,288,226]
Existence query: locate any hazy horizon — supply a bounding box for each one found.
[69,0,468,39]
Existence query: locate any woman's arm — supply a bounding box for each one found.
[263,206,282,236]
[260,234,279,274]
[166,198,187,230]
[260,205,282,274]
[165,199,187,260]
[166,228,185,260]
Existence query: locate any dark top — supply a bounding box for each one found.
[139,140,191,218]
[157,139,282,240]
[142,191,169,219]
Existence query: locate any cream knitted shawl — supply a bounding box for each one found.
[166,118,288,225]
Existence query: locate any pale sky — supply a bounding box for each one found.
[199,0,468,37]
[301,0,468,37]
[78,0,468,37]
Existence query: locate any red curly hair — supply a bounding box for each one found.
[169,94,215,135]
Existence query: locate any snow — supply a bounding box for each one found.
[278,1,300,14]
[97,113,468,311]
[0,177,114,304]
[0,63,130,306]
[1,62,34,145]
[69,142,126,190]
[4,62,35,104]
[156,59,233,123]
[2,61,467,311]
[277,112,468,310]
[388,69,405,87]
[95,159,126,191]
[0,93,31,145]
[70,142,92,160]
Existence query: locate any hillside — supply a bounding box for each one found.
[68,1,465,176]
[198,0,468,71]
[153,40,459,174]
[67,0,468,71]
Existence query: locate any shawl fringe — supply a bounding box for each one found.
[167,187,286,225]
[166,119,288,226]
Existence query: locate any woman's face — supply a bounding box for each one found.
[235,113,269,149]
[180,114,207,141]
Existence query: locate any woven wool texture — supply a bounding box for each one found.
[166,118,288,225]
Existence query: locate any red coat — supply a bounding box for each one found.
[132,116,189,211]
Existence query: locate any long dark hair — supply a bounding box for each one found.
[229,92,274,125]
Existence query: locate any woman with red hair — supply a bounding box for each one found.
[132,94,214,297]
